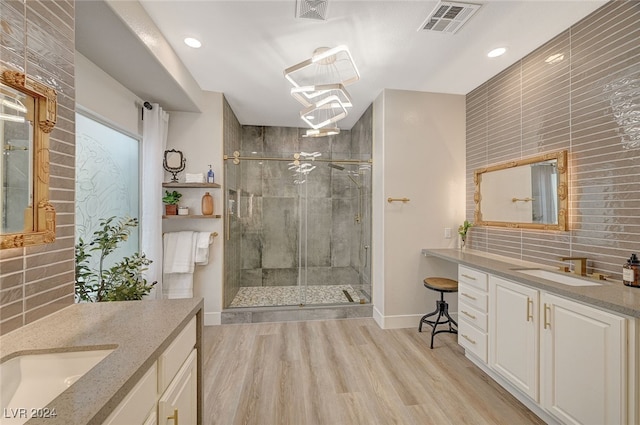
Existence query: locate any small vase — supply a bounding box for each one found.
[459,236,467,251]
[201,192,214,215]
[165,204,178,215]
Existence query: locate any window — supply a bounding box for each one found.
[75,112,140,263]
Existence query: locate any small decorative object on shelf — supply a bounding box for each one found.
[178,206,189,216]
[458,220,473,250]
[202,192,214,216]
[163,149,186,182]
[207,164,215,183]
[163,190,182,215]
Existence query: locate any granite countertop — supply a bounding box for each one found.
[422,248,640,318]
[0,298,203,425]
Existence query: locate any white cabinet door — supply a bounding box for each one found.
[159,349,198,425]
[143,410,157,425]
[541,293,626,425]
[489,276,539,401]
[102,362,158,425]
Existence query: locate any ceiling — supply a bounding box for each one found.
[76,0,607,129]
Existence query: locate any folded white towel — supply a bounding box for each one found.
[163,273,194,299]
[163,231,195,274]
[185,173,204,183]
[195,232,213,265]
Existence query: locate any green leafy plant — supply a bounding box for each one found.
[162,190,182,205]
[75,216,156,302]
[458,220,473,242]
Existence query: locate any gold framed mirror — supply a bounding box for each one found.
[474,150,568,231]
[0,69,57,249]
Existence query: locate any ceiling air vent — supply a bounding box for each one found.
[296,0,329,21]
[419,1,481,34]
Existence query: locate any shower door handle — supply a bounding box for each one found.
[387,197,410,203]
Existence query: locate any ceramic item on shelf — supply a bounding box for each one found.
[178,206,189,216]
[202,192,214,216]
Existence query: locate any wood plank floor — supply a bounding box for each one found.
[202,318,545,425]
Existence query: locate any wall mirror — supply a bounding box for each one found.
[474,150,568,231]
[0,69,57,249]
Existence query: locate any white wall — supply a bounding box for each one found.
[75,53,141,136]
[372,89,466,329]
[162,92,225,325]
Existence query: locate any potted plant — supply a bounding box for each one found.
[458,220,473,250]
[163,190,182,215]
[75,216,156,302]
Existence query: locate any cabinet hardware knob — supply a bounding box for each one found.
[544,303,551,329]
[461,292,477,301]
[168,408,179,425]
[461,274,476,280]
[526,297,534,322]
[461,310,476,319]
[461,334,476,344]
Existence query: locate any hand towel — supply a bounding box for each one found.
[163,273,194,299]
[194,232,213,265]
[163,231,196,274]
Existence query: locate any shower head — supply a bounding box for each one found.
[328,163,345,171]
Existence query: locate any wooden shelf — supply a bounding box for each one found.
[162,214,222,219]
[162,182,221,188]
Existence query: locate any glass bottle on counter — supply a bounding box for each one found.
[623,253,639,287]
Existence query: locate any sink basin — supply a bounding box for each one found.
[0,349,113,425]
[513,268,603,287]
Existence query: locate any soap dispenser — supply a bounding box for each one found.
[623,253,640,287]
[207,165,214,183]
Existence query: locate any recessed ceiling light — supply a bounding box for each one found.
[487,47,507,58]
[184,37,202,48]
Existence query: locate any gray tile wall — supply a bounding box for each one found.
[223,108,373,307]
[0,0,75,335]
[466,1,640,279]
[222,96,242,308]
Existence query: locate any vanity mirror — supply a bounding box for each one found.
[163,149,186,182]
[0,70,57,249]
[474,150,568,231]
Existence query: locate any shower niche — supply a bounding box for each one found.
[223,125,372,311]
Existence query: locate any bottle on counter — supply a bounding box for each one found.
[623,253,640,287]
[207,165,215,183]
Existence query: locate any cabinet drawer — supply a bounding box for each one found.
[158,316,196,394]
[459,266,488,291]
[459,283,488,312]
[458,303,488,332]
[458,320,487,363]
[103,362,157,425]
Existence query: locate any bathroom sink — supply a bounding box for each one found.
[0,349,114,425]
[513,268,603,287]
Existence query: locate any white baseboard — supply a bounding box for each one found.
[373,308,459,330]
[204,311,221,326]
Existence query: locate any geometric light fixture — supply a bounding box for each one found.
[300,94,348,129]
[291,83,353,108]
[284,45,360,137]
[284,45,360,89]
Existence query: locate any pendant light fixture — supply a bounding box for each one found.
[284,45,360,137]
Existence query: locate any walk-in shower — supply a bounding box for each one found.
[223,126,372,310]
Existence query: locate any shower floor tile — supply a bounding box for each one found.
[229,285,361,308]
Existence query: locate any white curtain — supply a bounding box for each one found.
[141,103,169,298]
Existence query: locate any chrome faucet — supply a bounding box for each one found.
[560,257,588,276]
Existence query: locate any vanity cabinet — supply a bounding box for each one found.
[487,274,631,425]
[489,276,539,401]
[102,317,198,425]
[541,292,626,425]
[457,266,489,363]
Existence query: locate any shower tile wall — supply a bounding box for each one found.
[224,105,372,307]
[0,0,76,335]
[222,96,242,308]
[466,1,640,280]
